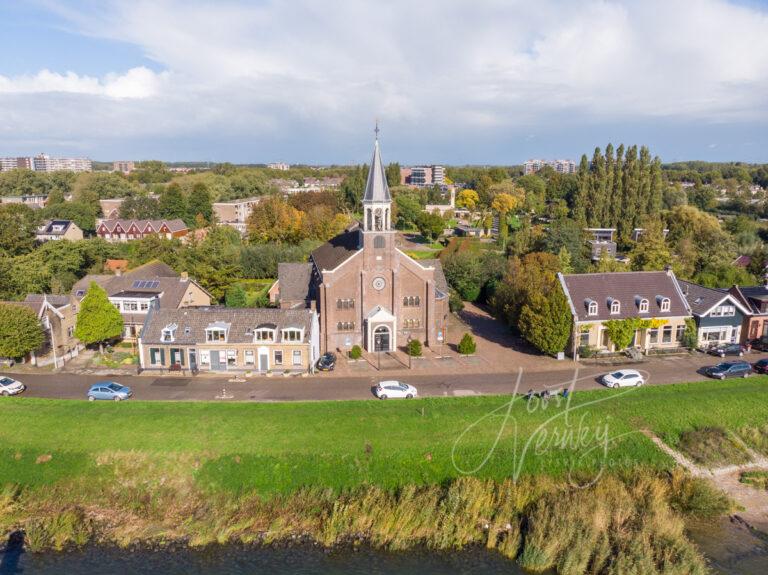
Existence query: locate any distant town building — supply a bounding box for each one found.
[113,161,136,174]
[35,220,84,242]
[524,159,576,175]
[95,218,189,243]
[99,195,160,219]
[585,228,618,261]
[268,162,290,171]
[0,194,48,209]
[271,176,343,195]
[0,154,91,173]
[212,196,263,234]
[400,165,445,187]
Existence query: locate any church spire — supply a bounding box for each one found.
[362,126,391,204]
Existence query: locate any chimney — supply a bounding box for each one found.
[664,264,672,275]
[180,271,189,282]
[115,268,122,277]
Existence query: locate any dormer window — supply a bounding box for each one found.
[255,328,275,341]
[658,296,671,312]
[205,322,229,342]
[161,323,178,343]
[586,299,598,316]
[638,298,649,313]
[282,328,303,342]
[609,299,621,315]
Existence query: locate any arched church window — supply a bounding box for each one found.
[374,235,385,249]
[366,209,372,231]
[374,208,383,231]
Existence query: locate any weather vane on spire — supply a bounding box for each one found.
[374,119,379,140]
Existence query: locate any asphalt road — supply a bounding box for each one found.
[1,352,750,402]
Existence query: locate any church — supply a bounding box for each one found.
[276,133,449,354]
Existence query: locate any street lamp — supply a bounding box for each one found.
[375,334,382,371]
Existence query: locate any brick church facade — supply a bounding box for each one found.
[276,134,449,354]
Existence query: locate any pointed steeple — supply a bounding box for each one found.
[362,127,391,204]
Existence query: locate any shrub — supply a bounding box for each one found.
[449,289,464,313]
[677,427,750,467]
[457,333,476,355]
[407,339,422,357]
[348,345,362,360]
[740,471,768,491]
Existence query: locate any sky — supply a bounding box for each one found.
[1,0,768,165]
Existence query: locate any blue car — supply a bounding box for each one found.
[87,381,132,401]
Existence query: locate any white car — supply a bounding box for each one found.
[0,376,25,396]
[374,380,418,399]
[601,369,645,388]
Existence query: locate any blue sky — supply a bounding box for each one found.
[1,0,768,164]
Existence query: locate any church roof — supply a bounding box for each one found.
[310,227,362,272]
[362,138,391,203]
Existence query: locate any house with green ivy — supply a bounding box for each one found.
[558,269,692,358]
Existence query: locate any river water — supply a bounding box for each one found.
[1,520,766,574]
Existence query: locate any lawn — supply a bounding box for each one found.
[2,378,767,495]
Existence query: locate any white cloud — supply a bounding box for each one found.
[2,0,768,158]
[0,66,165,98]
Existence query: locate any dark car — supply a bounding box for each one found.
[704,361,752,380]
[750,338,768,352]
[753,358,768,374]
[707,343,746,358]
[316,352,336,372]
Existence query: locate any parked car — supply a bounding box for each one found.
[753,358,768,374]
[707,343,746,358]
[87,381,132,401]
[704,361,752,380]
[0,357,15,368]
[316,352,336,371]
[749,338,768,352]
[0,376,25,396]
[601,369,645,388]
[374,380,418,399]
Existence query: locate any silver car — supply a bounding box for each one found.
[0,376,25,396]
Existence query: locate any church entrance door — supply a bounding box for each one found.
[373,325,391,352]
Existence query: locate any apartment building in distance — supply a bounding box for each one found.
[0,154,92,173]
[113,161,136,174]
[400,165,445,186]
[212,196,263,234]
[268,162,290,171]
[0,157,33,171]
[524,159,577,175]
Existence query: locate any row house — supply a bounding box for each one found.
[559,270,691,357]
[679,280,750,347]
[138,307,320,374]
[71,261,211,340]
[728,280,768,343]
[96,218,189,243]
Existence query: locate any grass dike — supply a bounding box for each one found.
[1,378,766,572]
